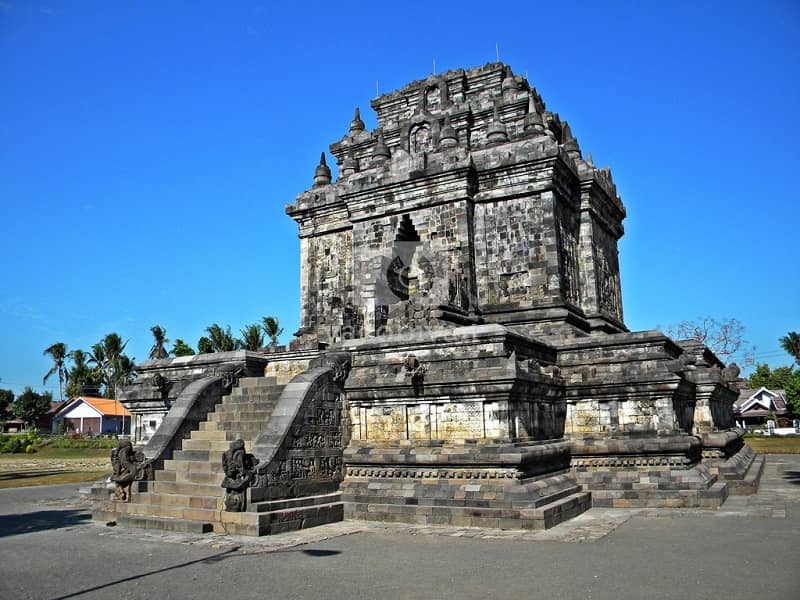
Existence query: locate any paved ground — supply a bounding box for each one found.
[0,455,798,599]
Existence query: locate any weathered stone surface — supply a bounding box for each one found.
[96,62,756,536]
[284,62,751,515]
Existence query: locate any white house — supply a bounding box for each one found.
[734,386,788,427]
[52,396,131,435]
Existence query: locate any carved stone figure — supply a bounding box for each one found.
[221,439,259,512]
[311,351,352,384]
[110,440,149,502]
[404,354,428,397]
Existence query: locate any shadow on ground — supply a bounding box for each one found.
[49,545,342,600]
[0,509,91,538]
[782,470,800,486]
[0,470,71,481]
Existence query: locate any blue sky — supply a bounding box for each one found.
[1,1,798,397]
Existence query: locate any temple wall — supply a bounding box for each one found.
[299,230,354,345]
[473,193,552,307]
[351,201,474,337]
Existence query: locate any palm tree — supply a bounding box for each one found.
[149,325,169,360]
[88,333,131,398]
[205,324,240,352]
[66,349,101,399]
[779,331,800,365]
[115,354,137,388]
[239,323,264,351]
[171,339,196,357]
[197,336,213,354]
[88,342,107,391]
[43,342,69,402]
[261,316,284,347]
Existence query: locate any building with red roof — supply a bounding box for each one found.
[52,396,131,435]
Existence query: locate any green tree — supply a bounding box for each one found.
[115,355,136,390]
[171,339,196,357]
[43,342,69,402]
[748,363,800,417]
[197,336,213,354]
[239,324,264,351]
[12,387,53,430]
[205,324,240,352]
[88,342,106,389]
[65,349,101,399]
[261,316,284,347]
[785,377,800,416]
[779,331,800,366]
[0,389,14,418]
[149,325,170,360]
[88,333,134,398]
[748,364,796,390]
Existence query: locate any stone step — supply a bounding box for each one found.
[180,439,253,452]
[525,491,593,530]
[115,514,213,534]
[249,491,344,513]
[221,493,344,536]
[163,459,221,474]
[225,393,281,402]
[200,420,260,432]
[235,377,278,389]
[174,470,224,485]
[116,500,219,522]
[207,409,275,421]
[589,482,728,508]
[188,430,229,441]
[155,470,176,482]
[344,491,591,530]
[201,422,268,435]
[171,449,228,463]
[724,454,765,496]
[135,491,221,510]
[152,480,225,497]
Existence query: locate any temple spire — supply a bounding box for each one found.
[349,107,365,135]
[523,94,544,133]
[438,114,458,149]
[341,150,358,177]
[372,129,391,163]
[313,152,332,187]
[486,105,508,143]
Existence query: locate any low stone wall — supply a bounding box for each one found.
[248,365,348,504]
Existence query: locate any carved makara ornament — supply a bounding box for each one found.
[110,440,150,502]
[221,439,259,512]
[310,351,352,384]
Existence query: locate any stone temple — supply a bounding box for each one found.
[92,63,762,535]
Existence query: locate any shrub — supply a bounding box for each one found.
[0,435,24,453]
[41,436,117,449]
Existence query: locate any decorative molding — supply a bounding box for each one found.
[571,455,693,469]
[346,466,518,479]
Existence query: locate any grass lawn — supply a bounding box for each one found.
[0,446,110,489]
[746,436,800,454]
[0,447,110,460]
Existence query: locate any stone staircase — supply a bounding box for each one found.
[110,377,284,533]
